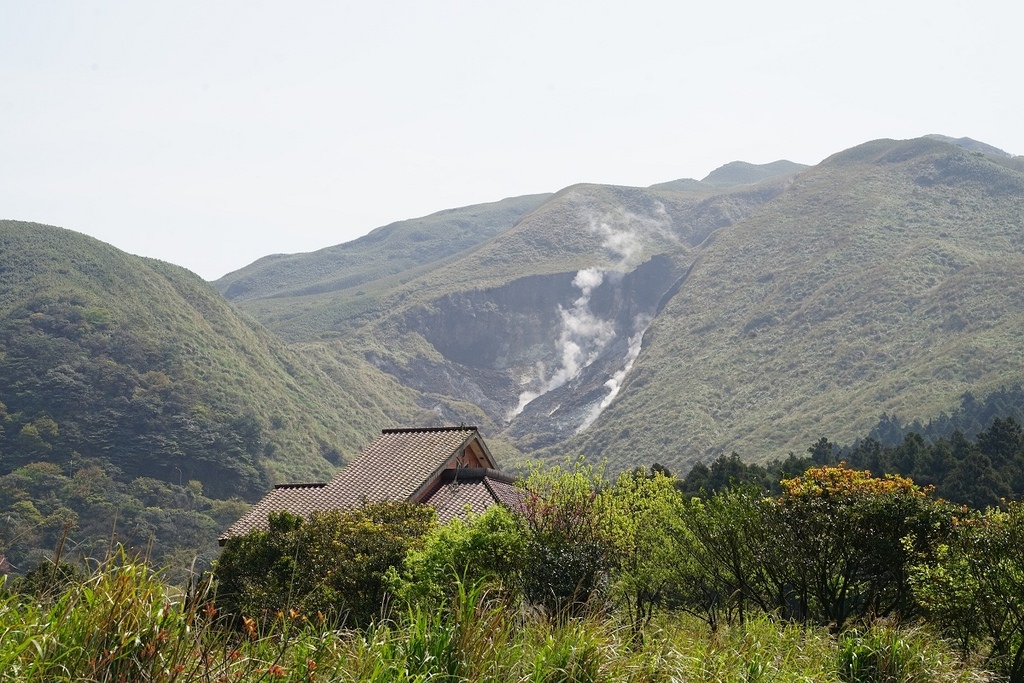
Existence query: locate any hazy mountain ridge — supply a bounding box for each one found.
[216,136,1024,475]
[214,195,552,342]
[3,136,1023,570]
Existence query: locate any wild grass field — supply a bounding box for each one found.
[0,556,991,683]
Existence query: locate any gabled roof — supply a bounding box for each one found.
[422,468,521,523]
[219,426,509,544]
[316,426,495,508]
[219,482,325,540]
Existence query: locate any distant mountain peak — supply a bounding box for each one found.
[924,134,1013,157]
[700,160,808,187]
[649,159,807,192]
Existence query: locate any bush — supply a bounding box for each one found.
[214,501,436,628]
[393,504,527,608]
[837,625,963,683]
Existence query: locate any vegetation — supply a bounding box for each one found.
[209,443,1024,679]
[912,501,1024,681]
[0,221,431,575]
[5,456,1012,682]
[678,401,1024,510]
[0,554,989,682]
[214,502,435,629]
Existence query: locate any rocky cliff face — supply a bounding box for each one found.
[216,140,1024,471]
[376,254,685,448]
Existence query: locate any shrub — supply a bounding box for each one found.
[392,504,527,608]
[214,501,436,628]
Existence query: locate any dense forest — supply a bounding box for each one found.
[678,386,1024,509]
[0,291,267,580]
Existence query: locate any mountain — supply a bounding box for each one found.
[219,137,1024,475]
[564,137,1024,469]
[0,221,430,572]
[213,194,552,341]
[5,135,1023,571]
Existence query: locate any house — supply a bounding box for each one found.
[219,426,520,545]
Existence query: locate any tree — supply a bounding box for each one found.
[599,469,685,645]
[808,437,837,465]
[518,459,613,617]
[214,501,436,629]
[776,464,950,629]
[677,487,780,628]
[913,502,1024,681]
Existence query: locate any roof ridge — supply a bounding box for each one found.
[273,482,327,489]
[438,467,517,484]
[381,426,478,434]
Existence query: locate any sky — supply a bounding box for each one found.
[2,0,1021,280]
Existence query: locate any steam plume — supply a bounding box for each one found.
[512,268,615,417]
[577,315,651,432]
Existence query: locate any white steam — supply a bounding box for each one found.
[576,315,651,433]
[587,201,672,269]
[511,268,615,417]
[508,203,671,422]
[590,215,642,268]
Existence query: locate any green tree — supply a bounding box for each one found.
[214,501,436,629]
[677,487,780,627]
[912,501,1024,681]
[599,469,686,644]
[776,464,951,629]
[519,459,613,617]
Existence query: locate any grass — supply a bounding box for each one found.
[0,555,992,683]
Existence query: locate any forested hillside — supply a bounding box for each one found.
[0,221,429,575]
[678,386,1024,509]
[219,137,1024,475]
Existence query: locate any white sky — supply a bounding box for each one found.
[2,0,1021,280]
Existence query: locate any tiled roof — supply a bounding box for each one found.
[219,426,508,544]
[218,482,325,541]
[314,426,486,509]
[484,476,527,515]
[423,468,523,523]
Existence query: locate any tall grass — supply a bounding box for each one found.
[0,558,992,682]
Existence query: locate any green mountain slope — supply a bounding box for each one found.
[219,138,1024,479]
[214,194,551,341]
[0,221,429,571]
[217,164,803,458]
[560,137,1024,470]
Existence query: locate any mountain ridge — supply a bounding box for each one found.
[3,136,1023,569]
[214,136,1024,475]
